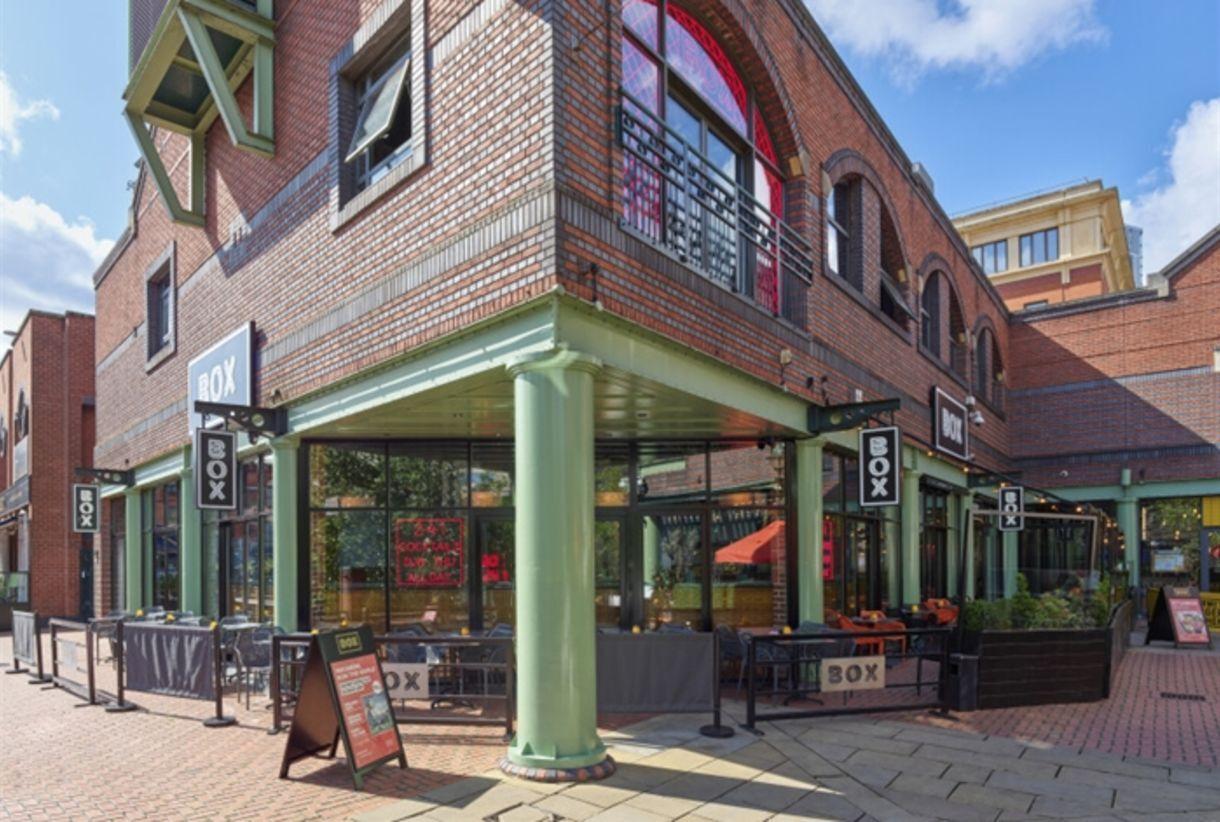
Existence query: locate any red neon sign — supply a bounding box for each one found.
[393,518,464,588]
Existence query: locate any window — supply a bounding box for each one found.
[974,327,1005,411]
[821,453,901,618]
[146,265,173,359]
[1023,299,1050,310]
[920,487,949,602]
[109,497,126,612]
[920,273,941,356]
[1019,227,1059,267]
[879,208,912,328]
[346,37,412,193]
[202,456,274,620]
[826,182,851,279]
[971,240,1008,275]
[142,482,180,611]
[618,1,811,324]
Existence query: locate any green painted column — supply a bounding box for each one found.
[961,491,976,601]
[178,466,202,615]
[271,438,300,632]
[946,494,960,598]
[643,515,660,611]
[506,350,607,772]
[901,469,922,606]
[1002,532,1019,597]
[124,489,143,612]
[983,527,997,600]
[795,439,824,624]
[1117,497,1140,589]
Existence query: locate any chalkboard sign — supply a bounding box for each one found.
[1146,587,1214,649]
[279,626,407,789]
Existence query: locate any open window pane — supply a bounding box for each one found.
[345,54,411,164]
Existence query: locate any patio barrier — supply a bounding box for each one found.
[123,622,235,727]
[48,618,96,703]
[270,632,515,740]
[6,609,46,682]
[740,627,951,733]
[1105,599,1134,698]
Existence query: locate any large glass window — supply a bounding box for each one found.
[108,497,126,612]
[143,482,180,611]
[1019,227,1060,267]
[1141,497,1203,585]
[971,240,1008,275]
[822,453,900,618]
[202,455,274,621]
[920,486,949,602]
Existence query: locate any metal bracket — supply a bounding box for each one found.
[74,467,135,486]
[194,401,287,438]
[807,398,901,434]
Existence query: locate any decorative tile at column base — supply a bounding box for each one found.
[498,755,616,783]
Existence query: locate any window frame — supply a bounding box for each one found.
[826,182,851,279]
[971,239,1008,275]
[143,244,176,369]
[1018,227,1060,268]
[347,39,413,192]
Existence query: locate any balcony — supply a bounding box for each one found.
[618,93,813,329]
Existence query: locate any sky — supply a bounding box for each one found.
[0,1,1218,336]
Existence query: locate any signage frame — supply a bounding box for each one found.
[932,388,970,461]
[71,484,101,534]
[819,655,886,693]
[187,322,253,435]
[1146,587,1213,649]
[998,486,1025,532]
[858,426,901,508]
[194,429,238,511]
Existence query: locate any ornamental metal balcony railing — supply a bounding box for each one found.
[618,92,814,329]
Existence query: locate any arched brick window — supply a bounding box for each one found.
[619,0,810,324]
[920,271,967,377]
[974,326,1005,411]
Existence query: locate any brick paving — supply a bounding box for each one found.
[907,646,1220,768]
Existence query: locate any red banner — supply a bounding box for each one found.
[393,518,464,588]
[328,654,401,770]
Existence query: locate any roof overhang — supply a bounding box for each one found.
[123,0,275,225]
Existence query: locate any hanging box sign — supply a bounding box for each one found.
[279,626,407,789]
[71,484,100,534]
[998,486,1024,532]
[858,427,901,507]
[1145,587,1213,650]
[195,429,237,511]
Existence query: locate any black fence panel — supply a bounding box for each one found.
[49,619,95,704]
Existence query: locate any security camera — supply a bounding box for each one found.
[970,410,985,427]
[965,395,977,408]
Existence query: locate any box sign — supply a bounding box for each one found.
[195,429,237,511]
[858,427,901,507]
[71,484,100,533]
[932,388,969,461]
[382,663,430,701]
[998,486,1024,532]
[820,655,885,693]
[187,323,252,434]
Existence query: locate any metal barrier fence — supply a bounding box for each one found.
[740,628,951,732]
[48,618,96,703]
[270,633,515,739]
[6,609,46,682]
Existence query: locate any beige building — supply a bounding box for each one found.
[954,180,1135,310]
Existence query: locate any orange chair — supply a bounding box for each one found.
[834,615,885,656]
[855,611,907,652]
[922,598,959,626]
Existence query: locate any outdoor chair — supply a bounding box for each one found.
[237,623,277,708]
[384,626,428,664]
[735,630,793,701]
[658,622,694,633]
[833,616,886,656]
[714,624,744,686]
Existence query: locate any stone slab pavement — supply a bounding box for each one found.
[356,702,1220,822]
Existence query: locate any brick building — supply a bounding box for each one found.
[0,311,97,626]
[91,0,1216,776]
[1010,227,1220,596]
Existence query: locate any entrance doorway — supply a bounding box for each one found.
[474,516,514,630]
[79,538,94,618]
[1201,528,1220,594]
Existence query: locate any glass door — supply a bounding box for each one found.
[475,516,514,631]
[1203,529,1220,594]
[640,511,705,630]
[594,516,625,629]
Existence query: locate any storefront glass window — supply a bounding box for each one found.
[1140,497,1202,585]
[143,482,180,611]
[311,510,388,629]
[920,487,949,602]
[821,453,900,618]
[108,497,126,612]
[643,513,703,628]
[202,455,274,621]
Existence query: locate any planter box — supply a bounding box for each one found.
[961,628,1110,709]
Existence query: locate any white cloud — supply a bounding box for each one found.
[0,191,112,333]
[807,0,1106,82]
[1122,98,1220,274]
[0,71,60,156]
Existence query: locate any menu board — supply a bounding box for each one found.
[279,626,407,789]
[394,518,464,587]
[1146,587,1214,650]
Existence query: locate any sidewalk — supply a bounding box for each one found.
[359,706,1220,822]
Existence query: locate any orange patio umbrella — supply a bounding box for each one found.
[714,520,785,565]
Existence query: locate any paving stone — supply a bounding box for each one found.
[1113,788,1220,814]
[639,748,714,773]
[919,744,1060,779]
[1023,747,1171,780]
[878,789,1000,822]
[586,806,669,822]
[841,762,899,789]
[800,739,858,763]
[712,777,809,814]
[767,735,843,778]
[611,761,689,791]
[1059,765,1220,805]
[894,727,1029,757]
[985,770,1114,806]
[561,782,643,809]
[813,775,925,822]
[532,793,603,822]
[1170,767,1220,791]
[1028,795,1120,818]
[421,776,501,805]
[845,748,950,779]
[799,727,921,756]
[496,806,553,822]
[775,787,866,822]
[949,782,1035,814]
[430,784,549,821]
[819,718,905,739]
[643,770,742,805]
[352,798,438,821]
[943,763,994,785]
[622,790,704,819]
[888,773,958,800]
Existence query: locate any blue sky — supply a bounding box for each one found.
[1,0,1218,333]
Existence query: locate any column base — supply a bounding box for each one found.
[499,755,615,783]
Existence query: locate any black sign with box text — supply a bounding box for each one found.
[194,429,237,511]
[859,427,901,507]
[71,484,100,533]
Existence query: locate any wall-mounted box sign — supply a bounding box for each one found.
[188,323,252,435]
[998,486,1024,532]
[195,429,237,511]
[932,388,969,461]
[71,484,100,533]
[858,426,901,507]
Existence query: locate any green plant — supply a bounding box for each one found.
[1009,573,1039,629]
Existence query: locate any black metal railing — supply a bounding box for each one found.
[739,627,951,731]
[618,92,813,329]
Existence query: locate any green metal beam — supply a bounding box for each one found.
[182,0,276,44]
[124,109,205,226]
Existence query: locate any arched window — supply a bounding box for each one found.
[14,389,29,441]
[974,327,1005,411]
[620,1,808,322]
[920,270,966,377]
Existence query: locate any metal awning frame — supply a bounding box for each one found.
[123,0,275,225]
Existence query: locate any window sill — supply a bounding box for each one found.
[916,343,968,390]
[145,339,176,374]
[819,263,913,345]
[331,148,424,233]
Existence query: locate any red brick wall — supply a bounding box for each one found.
[1009,241,1220,487]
